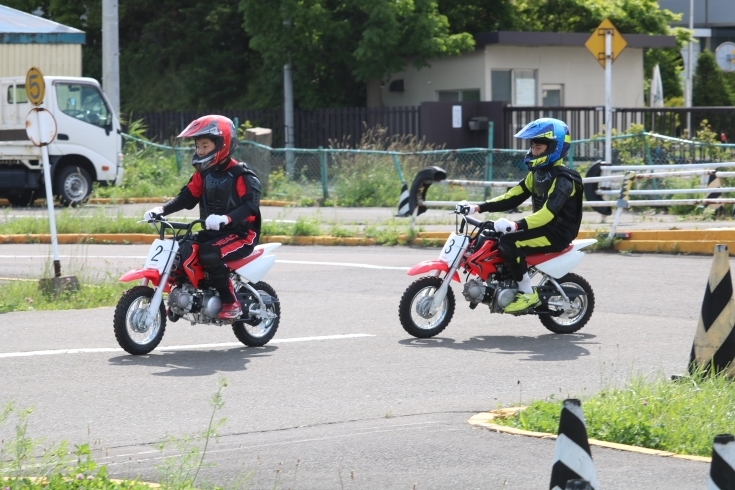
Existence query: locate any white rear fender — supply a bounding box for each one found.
[256,242,282,256]
[533,239,597,279]
[235,242,281,283]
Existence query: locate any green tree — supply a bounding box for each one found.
[438,0,517,34]
[240,0,475,108]
[692,50,734,106]
[5,0,258,113]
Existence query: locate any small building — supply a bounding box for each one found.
[381,31,676,108]
[0,4,85,78]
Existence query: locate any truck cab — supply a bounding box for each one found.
[0,76,123,206]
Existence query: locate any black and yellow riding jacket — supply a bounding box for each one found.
[477,160,584,239]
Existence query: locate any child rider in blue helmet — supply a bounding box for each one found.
[465,118,584,314]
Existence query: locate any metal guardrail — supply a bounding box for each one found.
[417,161,735,238]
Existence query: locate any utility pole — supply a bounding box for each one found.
[686,0,694,138]
[283,18,295,177]
[102,0,120,115]
[604,29,612,166]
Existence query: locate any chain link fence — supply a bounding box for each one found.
[119,132,735,206]
[238,142,528,205]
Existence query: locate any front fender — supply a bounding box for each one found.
[407,260,461,283]
[119,268,160,285]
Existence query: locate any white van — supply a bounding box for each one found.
[0,76,123,206]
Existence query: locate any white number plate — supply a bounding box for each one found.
[439,233,466,266]
[144,239,178,273]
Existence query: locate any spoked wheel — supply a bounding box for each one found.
[539,273,595,334]
[398,276,455,338]
[232,281,280,347]
[113,286,166,355]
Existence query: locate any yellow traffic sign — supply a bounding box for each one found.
[585,19,627,68]
[25,67,45,106]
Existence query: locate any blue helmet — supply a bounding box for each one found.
[514,118,571,171]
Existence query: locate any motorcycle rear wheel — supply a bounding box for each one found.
[398,276,455,338]
[113,286,166,355]
[232,281,280,347]
[539,273,595,334]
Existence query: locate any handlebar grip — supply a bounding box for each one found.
[464,216,482,228]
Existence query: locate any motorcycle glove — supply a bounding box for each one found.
[455,201,478,216]
[205,214,230,230]
[493,218,517,234]
[143,206,164,223]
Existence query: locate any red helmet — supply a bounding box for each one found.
[177,115,238,172]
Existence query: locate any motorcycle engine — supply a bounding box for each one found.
[463,279,488,303]
[493,280,519,308]
[168,285,194,316]
[201,290,222,319]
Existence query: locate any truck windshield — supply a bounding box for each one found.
[55,83,111,129]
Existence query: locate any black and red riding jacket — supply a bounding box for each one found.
[161,158,262,238]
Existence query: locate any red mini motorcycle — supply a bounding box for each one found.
[398,209,597,338]
[114,218,280,355]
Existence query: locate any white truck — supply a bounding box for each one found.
[0,76,123,207]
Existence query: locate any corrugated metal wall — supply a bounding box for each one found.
[0,44,82,78]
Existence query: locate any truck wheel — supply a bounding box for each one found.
[7,191,36,207]
[55,166,91,207]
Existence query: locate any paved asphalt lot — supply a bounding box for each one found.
[0,243,718,489]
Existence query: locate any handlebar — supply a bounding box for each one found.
[147,217,205,239]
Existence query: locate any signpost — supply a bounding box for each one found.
[585,19,627,166]
[24,67,79,295]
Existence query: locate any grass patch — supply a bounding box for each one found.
[0,279,129,314]
[0,209,155,235]
[493,371,735,457]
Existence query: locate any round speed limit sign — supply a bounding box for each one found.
[25,67,45,106]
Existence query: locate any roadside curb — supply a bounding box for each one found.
[0,198,295,207]
[2,229,735,251]
[414,229,735,255]
[468,409,711,463]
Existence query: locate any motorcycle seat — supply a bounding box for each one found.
[225,248,264,271]
[525,244,573,266]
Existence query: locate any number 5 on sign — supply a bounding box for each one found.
[25,67,45,106]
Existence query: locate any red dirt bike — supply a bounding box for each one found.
[398,208,597,338]
[113,218,280,355]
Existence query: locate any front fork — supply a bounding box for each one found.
[143,251,177,327]
[428,242,469,313]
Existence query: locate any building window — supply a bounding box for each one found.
[542,84,563,106]
[492,69,538,106]
[491,70,512,103]
[438,89,481,102]
[514,70,537,106]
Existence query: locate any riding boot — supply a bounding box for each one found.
[206,264,242,320]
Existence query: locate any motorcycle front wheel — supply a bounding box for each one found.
[539,273,595,334]
[232,281,280,347]
[113,286,166,355]
[398,276,455,338]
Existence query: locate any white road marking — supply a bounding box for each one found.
[0,256,411,270]
[0,333,375,359]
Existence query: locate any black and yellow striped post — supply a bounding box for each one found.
[709,434,735,489]
[549,399,599,490]
[690,244,735,377]
[706,175,725,217]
